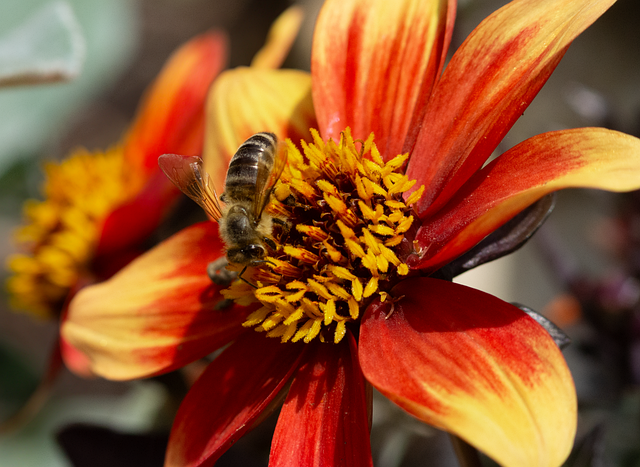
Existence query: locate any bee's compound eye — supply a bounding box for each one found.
[243,244,265,260]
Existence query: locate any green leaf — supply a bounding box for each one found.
[0,1,85,87]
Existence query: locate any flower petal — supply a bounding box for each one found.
[406,0,615,217]
[203,68,315,189]
[270,332,373,467]
[359,277,576,467]
[123,31,228,178]
[95,170,178,260]
[61,222,251,380]
[165,332,305,467]
[250,6,304,69]
[411,128,640,271]
[312,0,455,160]
[60,333,94,378]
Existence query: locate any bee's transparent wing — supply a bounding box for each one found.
[158,154,223,221]
[254,140,287,218]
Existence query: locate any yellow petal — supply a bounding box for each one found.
[251,6,304,69]
[203,68,315,189]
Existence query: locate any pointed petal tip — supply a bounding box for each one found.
[251,5,304,69]
[123,30,228,177]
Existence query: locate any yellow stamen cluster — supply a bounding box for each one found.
[6,147,141,318]
[223,129,424,344]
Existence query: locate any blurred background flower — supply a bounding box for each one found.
[1,0,640,466]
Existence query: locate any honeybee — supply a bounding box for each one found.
[159,132,287,284]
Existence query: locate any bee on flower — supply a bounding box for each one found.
[62,1,640,466]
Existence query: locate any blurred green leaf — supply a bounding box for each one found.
[0,343,39,419]
[0,1,85,87]
[0,0,139,177]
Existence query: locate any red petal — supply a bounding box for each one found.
[165,332,305,467]
[411,128,640,271]
[251,6,304,69]
[359,278,576,467]
[95,170,179,260]
[62,222,251,380]
[312,0,455,160]
[123,31,227,178]
[406,0,615,217]
[60,333,94,378]
[270,332,373,467]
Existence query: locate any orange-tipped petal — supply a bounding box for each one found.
[251,6,304,69]
[61,222,250,380]
[411,128,640,271]
[165,333,305,467]
[123,31,228,178]
[406,0,615,217]
[270,333,373,467]
[312,0,455,160]
[60,333,94,378]
[203,67,315,189]
[359,278,576,467]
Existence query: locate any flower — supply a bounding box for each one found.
[62,1,640,466]
[1,30,227,433]
[6,31,227,320]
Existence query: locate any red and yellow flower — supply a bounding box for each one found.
[6,32,227,320]
[62,1,640,466]
[2,29,228,431]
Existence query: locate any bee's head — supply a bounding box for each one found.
[226,244,266,265]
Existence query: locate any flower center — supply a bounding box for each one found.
[6,146,141,318]
[223,129,424,344]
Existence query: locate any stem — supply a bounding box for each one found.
[450,435,483,467]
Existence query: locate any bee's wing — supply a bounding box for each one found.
[254,140,287,218]
[158,154,223,221]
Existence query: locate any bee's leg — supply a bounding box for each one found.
[207,257,237,286]
[271,217,290,241]
[283,195,311,211]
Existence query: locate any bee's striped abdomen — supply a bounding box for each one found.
[223,132,277,203]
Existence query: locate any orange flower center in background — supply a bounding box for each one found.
[6,147,141,318]
[223,129,424,344]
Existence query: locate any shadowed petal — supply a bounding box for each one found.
[62,222,251,380]
[359,278,576,467]
[270,333,372,467]
[123,31,228,178]
[203,68,315,189]
[406,0,615,217]
[439,194,555,279]
[410,128,640,271]
[312,0,455,160]
[165,333,305,467]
